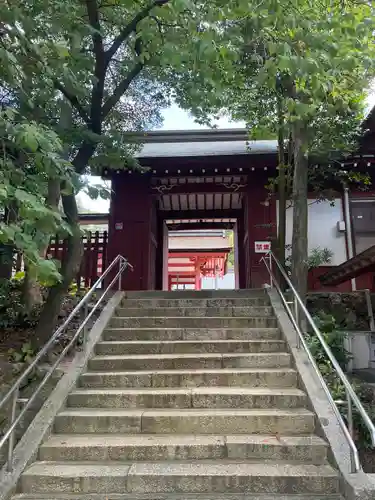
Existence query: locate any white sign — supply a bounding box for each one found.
[115,222,123,230]
[254,241,271,253]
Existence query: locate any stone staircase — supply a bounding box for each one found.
[11,290,343,500]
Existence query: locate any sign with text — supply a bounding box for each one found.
[115,222,123,230]
[254,241,271,253]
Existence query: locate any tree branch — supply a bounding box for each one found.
[3,23,90,123]
[105,0,169,65]
[53,80,90,123]
[72,141,97,175]
[86,0,104,61]
[101,62,143,119]
[150,15,165,44]
[85,0,106,134]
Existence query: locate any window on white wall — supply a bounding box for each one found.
[351,200,375,255]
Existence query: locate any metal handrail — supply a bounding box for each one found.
[261,250,375,473]
[0,254,132,472]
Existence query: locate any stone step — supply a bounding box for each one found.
[20,461,339,494]
[103,328,281,342]
[95,340,286,355]
[120,297,270,308]
[115,307,274,318]
[88,353,291,371]
[39,434,328,464]
[54,408,315,435]
[79,368,298,389]
[10,493,345,500]
[67,387,306,410]
[123,289,267,299]
[110,317,278,329]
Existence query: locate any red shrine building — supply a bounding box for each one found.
[104,119,375,292]
[168,229,231,291]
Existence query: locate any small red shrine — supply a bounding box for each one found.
[168,230,231,290]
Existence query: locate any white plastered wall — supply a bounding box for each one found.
[277,198,347,265]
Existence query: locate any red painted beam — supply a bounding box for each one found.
[168,271,197,276]
[169,251,229,259]
[168,263,195,268]
[160,209,242,220]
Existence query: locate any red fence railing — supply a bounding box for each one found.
[47,231,108,289]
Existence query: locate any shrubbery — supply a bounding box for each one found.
[310,312,375,448]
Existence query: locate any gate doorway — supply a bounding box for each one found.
[164,220,238,291]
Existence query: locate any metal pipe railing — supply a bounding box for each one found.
[261,250,375,473]
[0,254,132,472]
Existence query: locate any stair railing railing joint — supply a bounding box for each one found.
[0,254,132,473]
[261,250,375,473]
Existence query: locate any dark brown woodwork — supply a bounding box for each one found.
[160,209,243,220]
[151,183,248,195]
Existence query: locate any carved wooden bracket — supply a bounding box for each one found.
[219,183,247,192]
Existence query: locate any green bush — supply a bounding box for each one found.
[310,311,375,448]
[0,276,40,328]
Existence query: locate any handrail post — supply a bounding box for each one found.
[83,302,89,344]
[364,289,375,332]
[346,388,356,473]
[363,289,374,370]
[294,295,301,348]
[118,258,122,291]
[7,386,19,471]
[346,388,354,439]
[268,252,273,288]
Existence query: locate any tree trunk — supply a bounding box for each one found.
[0,245,13,280]
[22,169,62,312]
[291,121,309,304]
[33,193,82,346]
[26,102,73,324]
[0,204,18,280]
[277,96,287,271]
[23,263,43,311]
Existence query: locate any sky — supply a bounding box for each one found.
[77,87,375,214]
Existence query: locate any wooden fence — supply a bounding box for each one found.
[47,231,108,289]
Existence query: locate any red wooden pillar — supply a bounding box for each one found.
[237,215,247,289]
[244,176,277,288]
[108,173,154,291]
[195,268,201,291]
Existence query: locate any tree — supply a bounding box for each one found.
[0,13,76,292]
[2,0,224,342]
[174,0,375,301]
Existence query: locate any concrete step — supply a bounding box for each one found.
[95,340,286,355]
[79,368,298,389]
[54,408,315,435]
[109,317,278,329]
[67,387,306,409]
[103,328,281,342]
[39,434,328,464]
[10,493,345,500]
[88,353,291,371]
[120,297,270,308]
[20,461,339,494]
[115,307,274,318]
[122,289,267,299]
